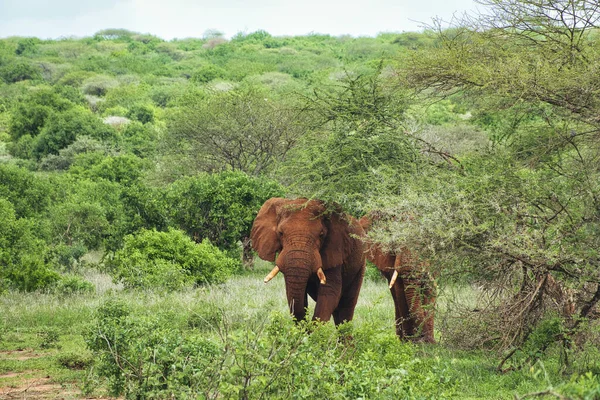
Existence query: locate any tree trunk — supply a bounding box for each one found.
[242,236,254,269]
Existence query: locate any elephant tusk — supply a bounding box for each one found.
[317,268,326,285]
[389,270,399,289]
[264,265,280,283]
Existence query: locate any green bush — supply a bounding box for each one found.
[167,171,284,253]
[0,60,41,83]
[46,178,124,251]
[0,163,53,218]
[120,121,158,157]
[39,327,61,349]
[56,351,94,370]
[33,106,116,158]
[81,75,119,96]
[190,64,226,83]
[8,87,74,140]
[125,103,154,124]
[69,153,149,184]
[50,243,87,271]
[87,303,456,399]
[107,228,237,290]
[53,274,95,295]
[0,180,58,292]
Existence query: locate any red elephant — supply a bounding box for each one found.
[359,213,436,343]
[251,198,366,325]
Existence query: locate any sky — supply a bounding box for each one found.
[0,0,479,40]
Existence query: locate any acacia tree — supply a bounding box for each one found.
[383,0,600,369]
[282,65,434,215]
[166,86,307,176]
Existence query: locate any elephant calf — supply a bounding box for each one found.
[359,213,436,343]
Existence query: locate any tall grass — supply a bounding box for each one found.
[1,268,598,399]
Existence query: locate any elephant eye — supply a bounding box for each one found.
[319,230,325,237]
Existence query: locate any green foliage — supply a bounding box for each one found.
[33,106,116,158]
[15,38,40,56]
[556,372,600,399]
[119,121,158,157]
[8,86,74,140]
[47,177,124,251]
[282,65,418,214]
[50,243,87,271]
[87,301,456,399]
[56,351,94,370]
[0,59,41,83]
[38,327,60,349]
[125,103,155,124]
[0,163,52,218]
[69,153,149,184]
[0,199,58,291]
[107,228,237,289]
[52,274,95,295]
[167,85,307,175]
[167,171,284,252]
[190,64,226,83]
[39,135,108,171]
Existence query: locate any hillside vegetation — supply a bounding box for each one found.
[3,0,600,397]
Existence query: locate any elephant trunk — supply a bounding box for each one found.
[278,247,322,322]
[284,267,311,321]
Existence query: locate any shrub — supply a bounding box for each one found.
[39,327,61,349]
[167,171,284,253]
[50,243,87,271]
[39,135,108,171]
[15,38,40,55]
[0,60,41,83]
[81,75,119,96]
[125,104,154,124]
[87,305,456,399]
[33,107,116,158]
[107,228,237,290]
[57,351,94,370]
[69,153,149,184]
[190,64,226,83]
[53,274,95,295]
[8,87,74,140]
[120,121,158,157]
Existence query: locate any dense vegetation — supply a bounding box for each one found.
[3,1,600,397]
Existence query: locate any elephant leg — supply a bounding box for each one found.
[313,265,343,323]
[420,274,436,344]
[387,273,411,338]
[333,266,365,325]
[403,278,426,342]
[306,275,320,303]
[404,276,437,343]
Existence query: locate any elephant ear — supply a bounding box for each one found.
[251,197,287,262]
[321,211,360,269]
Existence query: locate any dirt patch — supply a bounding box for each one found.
[0,372,21,379]
[0,349,44,361]
[0,377,63,399]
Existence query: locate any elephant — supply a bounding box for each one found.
[359,213,436,343]
[251,198,366,325]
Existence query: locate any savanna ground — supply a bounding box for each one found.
[0,262,585,399]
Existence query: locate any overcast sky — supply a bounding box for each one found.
[0,0,479,40]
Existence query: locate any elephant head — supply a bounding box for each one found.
[251,198,365,323]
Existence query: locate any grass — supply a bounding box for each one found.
[0,264,596,399]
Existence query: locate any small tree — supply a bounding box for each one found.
[107,228,237,289]
[166,86,307,176]
[167,171,284,266]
